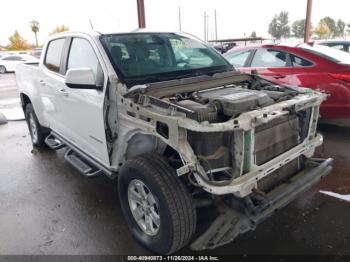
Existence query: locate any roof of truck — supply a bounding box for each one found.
[49,29,195,39]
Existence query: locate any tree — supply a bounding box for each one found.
[315,21,331,39]
[268,11,290,39]
[8,30,30,50]
[29,20,39,47]
[291,19,306,38]
[320,17,336,37]
[347,23,350,35]
[335,19,346,37]
[50,25,69,35]
[250,31,257,38]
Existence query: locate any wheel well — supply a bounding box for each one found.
[124,133,182,168]
[20,93,31,110]
[125,133,166,160]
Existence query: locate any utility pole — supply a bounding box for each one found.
[178,6,182,31]
[214,9,218,41]
[204,12,207,41]
[206,14,209,41]
[304,0,313,43]
[137,0,146,28]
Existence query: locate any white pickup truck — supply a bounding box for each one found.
[16,31,333,254]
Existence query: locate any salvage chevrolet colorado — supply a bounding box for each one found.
[16,31,333,254]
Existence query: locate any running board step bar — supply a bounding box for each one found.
[64,149,103,177]
[45,134,66,150]
[44,132,112,178]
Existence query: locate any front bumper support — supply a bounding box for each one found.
[190,158,333,251]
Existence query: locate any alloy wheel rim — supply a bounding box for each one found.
[127,179,160,236]
[0,66,5,73]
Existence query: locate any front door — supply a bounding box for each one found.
[57,37,110,166]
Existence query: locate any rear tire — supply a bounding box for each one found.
[0,65,6,74]
[118,154,197,254]
[25,103,49,147]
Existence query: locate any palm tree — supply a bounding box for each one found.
[29,20,39,47]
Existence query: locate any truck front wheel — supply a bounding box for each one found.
[118,154,197,254]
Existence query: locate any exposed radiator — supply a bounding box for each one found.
[254,115,300,166]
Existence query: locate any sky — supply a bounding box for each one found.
[0,0,349,47]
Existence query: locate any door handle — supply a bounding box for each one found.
[59,88,68,96]
[272,75,286,79]
[39,80,46,86]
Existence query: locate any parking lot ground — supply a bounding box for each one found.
[0,74,350,256]
[0,73,24,121]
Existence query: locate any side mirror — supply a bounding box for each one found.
[65,68,101,90]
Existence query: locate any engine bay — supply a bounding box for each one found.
[159,80,300,123]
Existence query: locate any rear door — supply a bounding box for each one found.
[245,48,293,84]
[243,48,316,87]
[57,36,109,166]
[40,37,68,133]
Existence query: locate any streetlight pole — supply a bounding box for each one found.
[304,0,313,43]
[204,12,207,41]
[214,9,218,41]
[178,6,182,31]
[137,0,146,28]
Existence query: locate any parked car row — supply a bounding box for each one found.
[0,54,38,74]
[318,40,350,53]
[224,43,350,121]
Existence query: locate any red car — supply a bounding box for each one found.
[224,43,350,120]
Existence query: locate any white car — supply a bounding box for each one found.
[0,54,38,74]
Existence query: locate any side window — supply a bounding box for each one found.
[225,51,251,68]
[290,55,313,67]
[3,56,22,61]
[251,49,288,67]
[67,38,103,86]
[45,38,65,73]
[346,45,350,52]
[330,44,346,52]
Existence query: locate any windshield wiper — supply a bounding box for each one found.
[124,66,234,87]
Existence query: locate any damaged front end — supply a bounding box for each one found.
[190,158,333,250]
[117,71,332,250]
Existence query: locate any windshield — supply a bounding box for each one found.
[300,44,350,65]
[100,33,233,86]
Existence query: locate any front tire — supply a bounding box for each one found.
[118,154,197,254]
[25,104,49,147]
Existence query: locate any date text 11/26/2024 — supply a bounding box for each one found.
[127,256,220,261]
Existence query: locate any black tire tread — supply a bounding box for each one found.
[121,154,196,254]
[25,103,49,147]
[141,154,197,253]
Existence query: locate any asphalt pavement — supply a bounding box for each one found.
[0,73,24,121]
[0,73,349,256]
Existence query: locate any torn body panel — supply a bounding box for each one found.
[190,158,333,251]
[107,72,327,199]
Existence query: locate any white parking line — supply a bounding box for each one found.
[320,190,350,202]
[0,83,16,88]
